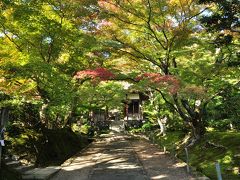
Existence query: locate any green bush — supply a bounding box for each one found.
[207,119,236,131]
[129,127,142,133]
[80,123,92,135]
[142,121,154,132]
[36,128,89,166]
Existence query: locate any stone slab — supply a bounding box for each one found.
[22,166,61,180]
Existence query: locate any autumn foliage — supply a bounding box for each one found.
[75,68,180,94]
[74,67,115,81]
[136,73,180,94]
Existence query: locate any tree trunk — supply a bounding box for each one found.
[64,108,77,128]
[158,91,207,140]
[105,106,109,121]
[157,119,166,136]
[64,96,78,128]
[179,98,206,140]
[37,85,50,128]
[190,117,206,140]
[0,108,9,127]
[39,103,48,128]
[64,112,72,128]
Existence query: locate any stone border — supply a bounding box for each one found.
[3,139,95,180]
[61,140,94,167]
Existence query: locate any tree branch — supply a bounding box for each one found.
[172,94,190,121]
[0,25,23,52]
[155,89,179,113]
[186,8,209,22]
[114,37,161,67]
[110,14,144,28]
[145,0,167,50]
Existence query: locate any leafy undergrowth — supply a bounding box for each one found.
[5,123,91,167]
[36,128,90,166]
[147,130,240,179]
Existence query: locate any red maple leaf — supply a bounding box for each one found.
[74,67,115,81]
[136,73,180,94]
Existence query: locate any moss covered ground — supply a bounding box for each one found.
[147,130,240,179]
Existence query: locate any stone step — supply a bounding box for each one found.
[14,165,35,173]
[22,166,61,180]
[3,157,13,163]
[5,160,21,168]
[3,156,61,180]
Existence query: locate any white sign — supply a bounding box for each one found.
[128,94,139,100]
[0,140,5,146]
[195,100,201,107]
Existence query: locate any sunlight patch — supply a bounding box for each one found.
[151,174,168,179]
[107,164,140,169]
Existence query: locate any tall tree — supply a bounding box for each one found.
[97,0,239,139]
[199,0,240,66]
[198,0,240,129]
[0,0,101,128]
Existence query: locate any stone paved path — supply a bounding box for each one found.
[51,132,195,180]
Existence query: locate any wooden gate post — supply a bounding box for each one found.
[0,108,9,168]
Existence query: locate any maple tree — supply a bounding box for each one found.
[0,0,238,139]
[197,0,240,129]
[77,81,126,115]
[1,2,240,177]
[135,73,180,94]
[74,67,115,81]
[0,0,101,128]
[97,0,239,139]
[199,0,239,66]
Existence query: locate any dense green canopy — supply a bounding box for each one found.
[0,0,239,135]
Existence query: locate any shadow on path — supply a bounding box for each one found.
[50,132,194,180]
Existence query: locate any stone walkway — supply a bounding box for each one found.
[131,138,193,180]
[50,132,198,180]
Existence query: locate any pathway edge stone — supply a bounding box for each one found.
[7,139,95,180]
[61,141,94,167]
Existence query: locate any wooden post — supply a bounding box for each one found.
[139,102,142,120]
[163,146,166,154]
[0,109,4,168]
[138,101,140,120]
[185,147,190,173]
[0,108,3,168]
[0,145,2,167]
[157,119,166,136]
[126,104,128,120]
[0,108,9,168]
[215,161,223,180]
